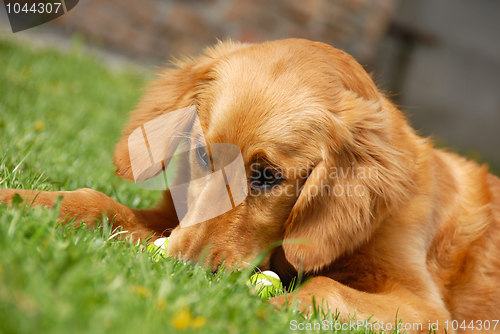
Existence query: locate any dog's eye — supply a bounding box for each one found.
[250,168,283,191]
[196,146,210,169]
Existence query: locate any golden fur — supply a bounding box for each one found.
[2,39,500,333]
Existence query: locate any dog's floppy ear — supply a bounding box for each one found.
[282,44,419,273]
[114,41,252,180]
[282,154,379,273]
[282,104,417,273]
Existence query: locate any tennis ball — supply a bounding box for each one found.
[147,237,169,260]
[248,270,283,299]
[154,237,169,250]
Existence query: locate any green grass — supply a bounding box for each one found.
[0,37,404,334]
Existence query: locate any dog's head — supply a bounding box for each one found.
[114,39,417,278]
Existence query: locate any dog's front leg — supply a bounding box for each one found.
[0,188,179,240]
[269,276,453,334]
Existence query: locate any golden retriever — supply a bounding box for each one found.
[1,39,500,333]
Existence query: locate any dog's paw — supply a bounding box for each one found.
[0,189,18,205]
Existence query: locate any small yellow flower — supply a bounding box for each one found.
[191,316,207,328]
[34,121,45,131]
[256,308,267,319]
[156,299,166,311]
[191,316,206,328]
[172,308,191,330]
[134,286,150,297]
[171,308,206,330]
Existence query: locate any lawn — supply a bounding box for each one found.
[0,37,424,334]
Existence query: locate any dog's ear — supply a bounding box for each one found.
[282,155,378,273]
[282,105,417,273]
[114,41,252,180]
[282,44,419,273]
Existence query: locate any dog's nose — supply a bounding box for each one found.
[209,260,223,276]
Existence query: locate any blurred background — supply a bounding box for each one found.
[1,0,499,169]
